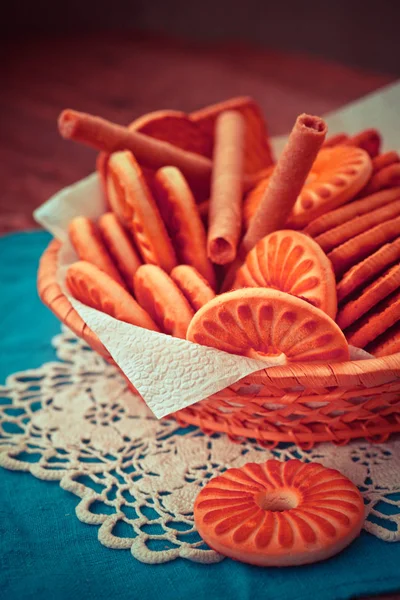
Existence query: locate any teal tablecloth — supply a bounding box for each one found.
[1,231,400,600]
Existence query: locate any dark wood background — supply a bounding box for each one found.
[3,0,400,74]
[1,30,396,233]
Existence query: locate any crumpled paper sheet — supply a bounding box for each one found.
[34,82,399,417]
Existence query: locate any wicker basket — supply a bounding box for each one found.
[38,239,400,449]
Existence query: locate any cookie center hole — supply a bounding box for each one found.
[247,349,286,365]
[256,489,299,512]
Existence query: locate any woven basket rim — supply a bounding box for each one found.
[38,239,400,387]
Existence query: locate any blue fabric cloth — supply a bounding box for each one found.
[1,231,400,600]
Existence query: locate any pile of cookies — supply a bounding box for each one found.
[57,97,400,364]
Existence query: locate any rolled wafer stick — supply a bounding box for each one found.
[58,109,213,194]
[344,128,381,158]
[222,114,327,290]
[322,133,348,148]
[372,151,400,174]
[207,110,246,264]
[362,163,400,195]
[239,113,327,258]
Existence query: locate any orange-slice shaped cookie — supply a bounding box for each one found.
[190,96,274,175]
[170,265,216,311]
[315,200,400,253]
[153,166,216,288]
[328,216,400,278]
[130,109,213,157]
[66,261,159,331]
[187,288,349,364]
[107,151,177,273]
[244,146,372,230]
[337,264,400,330]
[134,265,194,338]
[337,239,400,302]
[98,212,142,292]
[285,146,372,228]
[344,128,381,158]
[233,231,337,318]
[194,459,364,567]
[304,187,400,238]
[367,321,400,357]
[344,288,400,348]
[68,216,126,287]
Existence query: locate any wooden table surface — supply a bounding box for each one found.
[1,31,396,233]
[1,30,400,599]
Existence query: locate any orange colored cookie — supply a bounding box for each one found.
[322,133,349,148]
[153,166,216,287]
[66,261,159,331]
[371,151,400,174]
[337,238,400,302]
[344,288,400,348]
[102,111,212,204]
[197,199,209,225]
[243,177,270,230]
[187,288,349,364]
[98,212,142,292]
[233,231,337,318]
[242,166,276,229]
[337,264,400,330]
[315,200,400,253]
[304,187,400,238]
[344,128,381,158]
[244,146,372,230]
[68,216,126,287]
[130,109,213,157]
[328,216,400,278]
[107,151,177,272]
[170,265,216,311]
[366,321,400,357]
[133,265,194,338]
[194,459,364,567]
[96,151,109,200]
[362,162,400,196]
[191,96,274,174]
[287,146,372,228]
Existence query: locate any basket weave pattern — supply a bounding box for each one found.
[38,240,400,448]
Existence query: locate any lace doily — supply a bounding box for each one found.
[1,328,399,564]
